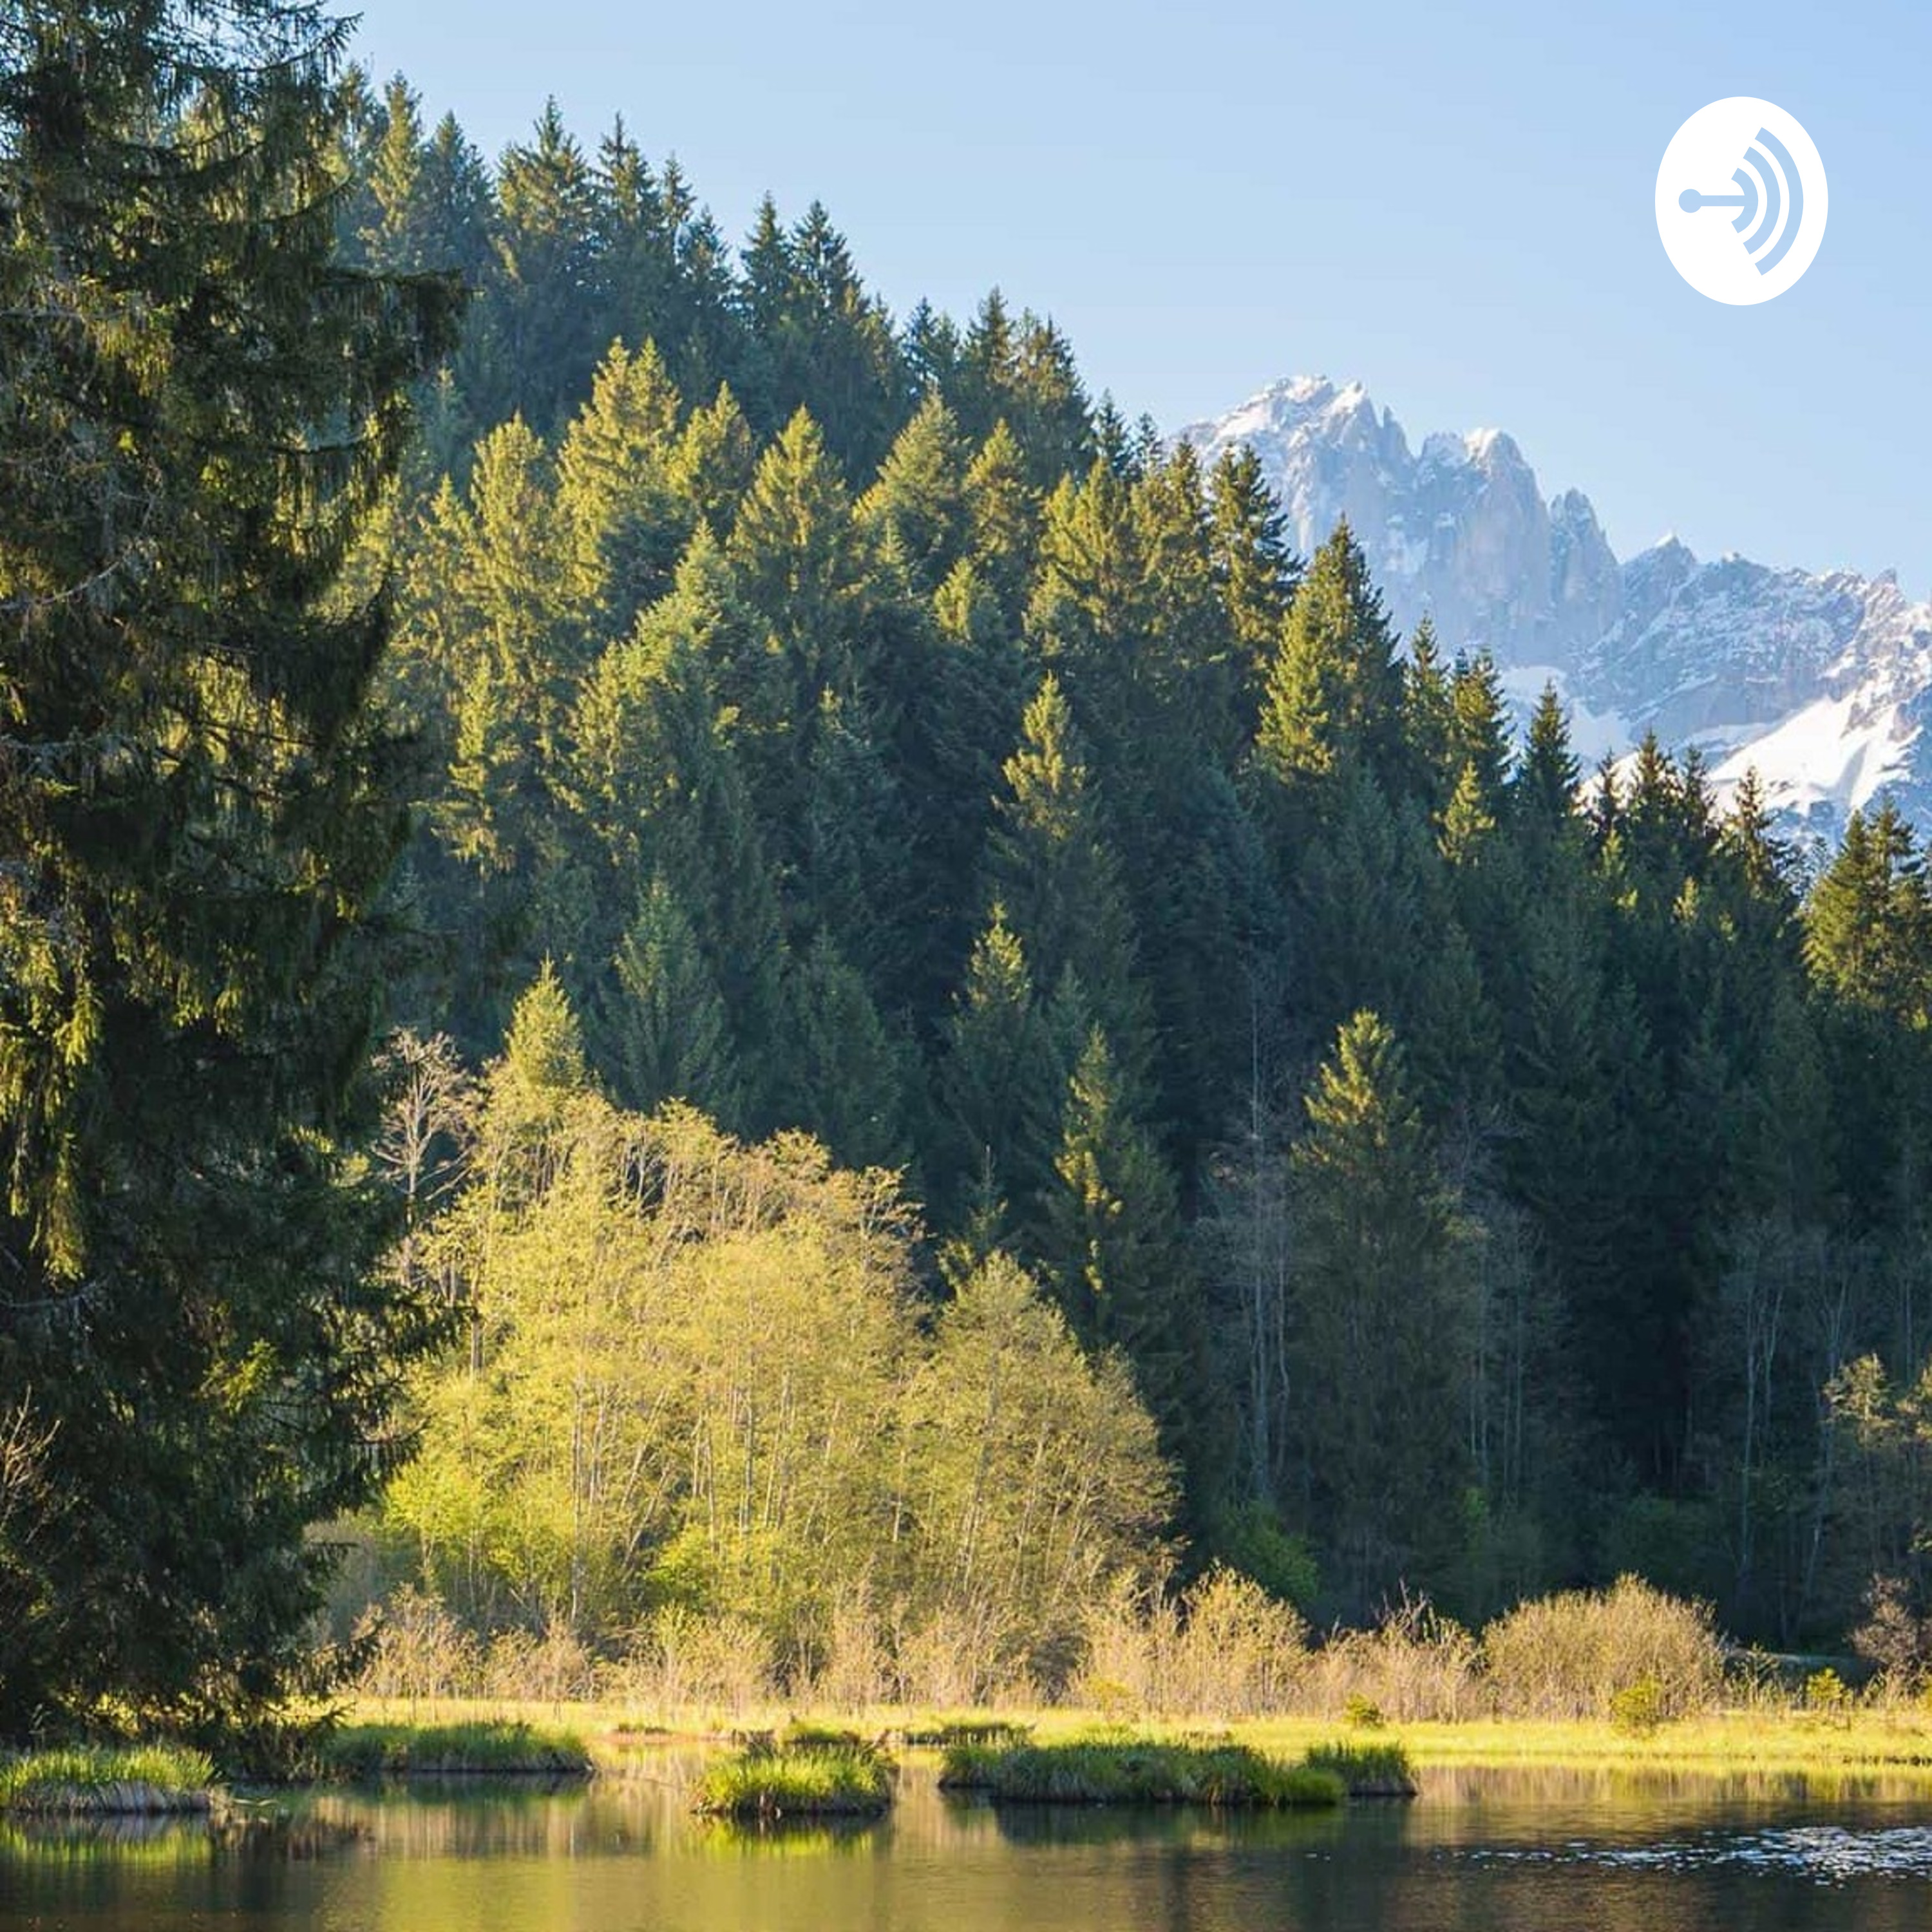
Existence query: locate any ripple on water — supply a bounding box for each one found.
[1467,1826,1932,1886]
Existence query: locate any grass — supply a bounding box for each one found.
[337,1693,1932,1779]
[693,1738,894,1820]
[0,1745,216,1816]
[937,1731,1347,1808]
[1299,1739,1418,1796]
[317,1719,592,1779]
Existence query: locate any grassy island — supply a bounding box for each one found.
[694,1727,895,1820]
[936,1730,1381,1807]
[0,1746,216,1817]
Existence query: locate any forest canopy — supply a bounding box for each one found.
[7,15,1932,1729]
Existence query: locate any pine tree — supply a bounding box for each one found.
[1038,1026,1196,1454]
[554,339,690,628]
[858,391,969,594]
[1254,518,1405,831]
[1208,445,1300,722]
[783,933,910,1171]
[1286,1012,1471,1606]
[936,908,1063,1233]
[0,0,457,1728]
[986,676,1153,1081]
[605,876,743,1127]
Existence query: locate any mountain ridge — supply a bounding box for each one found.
[1180,377,1932,837]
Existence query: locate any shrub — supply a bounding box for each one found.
[1482,1576,1722,1721]
[1072,1567,1307,1719]
[1608,1677,1665,1734]
[482,1622,598,1703]
[1852,1575,1932,1691]
[1804,1667,1852,1725]
[351,1588,480,1701]
[1301,1595,1481,1722]
[605,1607,777,1713]
[1342,1694,1387,1729]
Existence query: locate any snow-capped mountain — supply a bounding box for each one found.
[1180,377,1932,838]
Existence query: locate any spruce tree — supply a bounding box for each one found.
[962,419,1043,623]
[986,676,1153,1082]
[1806,804,1932,1025]
[0,0,457,1727]
[1038,1026,1196,1457]
[784,933,910,1171]
[1400,614,1458,811]
[1208,444,1300,721]
[554,338,690,629]
[858,392,970,594]
[935,907,1062,1233]
[466,100,602,431]
[1286,1012,1470,1607]
[1254,518,1405,832]
[1515,681,1582,837]
[605,876,744,1128]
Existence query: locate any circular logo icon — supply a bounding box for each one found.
[1655,98,1827,304]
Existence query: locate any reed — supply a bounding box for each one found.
[318,1720,592,1779]
[0,1745,216,1815]
[938,1731,1345,1808]
[693,1742,893,1819]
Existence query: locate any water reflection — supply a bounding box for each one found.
[3,1757,1931,1932]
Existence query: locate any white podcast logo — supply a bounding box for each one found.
[1656,99,1827,305]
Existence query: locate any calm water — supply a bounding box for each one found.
[5,1757,1932,1931]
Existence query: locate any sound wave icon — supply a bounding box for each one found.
[1676,128,1804,276]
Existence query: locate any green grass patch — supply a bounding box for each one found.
[1300,1739,1418,1797]
[937,1733,1345,1808]
[693,1742,893,1820]
[0,1745,216,1815]
[318,1721,592,1779]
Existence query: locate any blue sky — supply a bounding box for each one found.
[354,0,1929,587]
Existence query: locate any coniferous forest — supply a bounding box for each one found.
[6,5,1932,1735]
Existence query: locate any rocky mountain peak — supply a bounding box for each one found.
[1181,378,1932,840]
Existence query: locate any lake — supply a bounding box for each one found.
[5,1757,1931,1930]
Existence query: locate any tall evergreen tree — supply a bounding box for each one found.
[1286,1013,1472,1608]
[1208,444,1300,724]
[1038,1026,1197,1459]
[1254,518,1405,835]
[935,907,1063,1236]
[0,0,457,1728]
[985,676,1153,1081]
[605,875,744,1128]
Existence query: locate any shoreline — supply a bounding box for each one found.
[340,1698,1932,1781]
